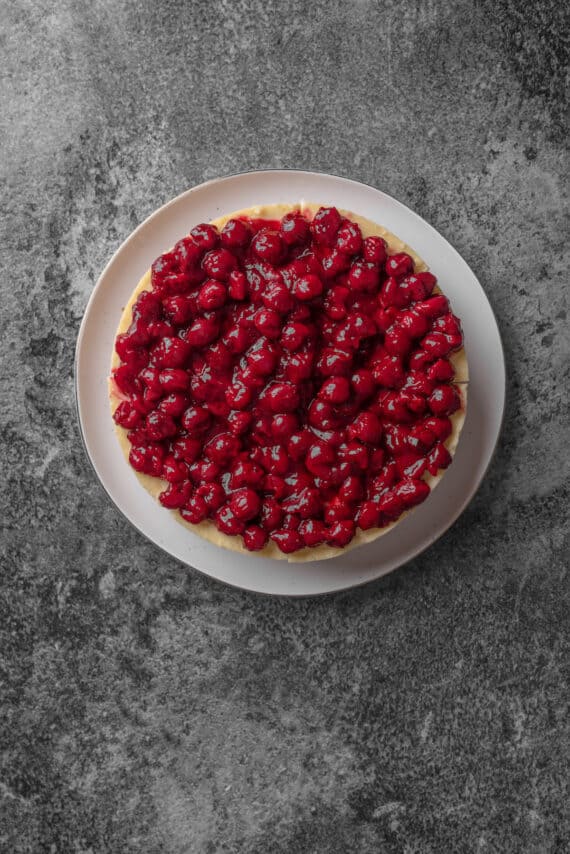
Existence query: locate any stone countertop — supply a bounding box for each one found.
[2,1,568,851]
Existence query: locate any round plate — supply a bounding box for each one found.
[75,170,505,596]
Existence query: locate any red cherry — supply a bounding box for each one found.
[133,291,163,323]
[280,211,310,245]
[223,324,251,354]
[281,322,311,351]
[324,497,353,524]
[427,442,452,475]
[195,483,225,511]
[305,441,335,476]
[427,358,455,382]
[128,442,165,476]
[197,279,227,311]
[376,490,405,520]
[319,376,351,403]
[247,340,279,376]
[252,229,285,264]
[385,252,414,278]
[214,505,245,536]
[362,236,387,264]
[310,207,342,246]
[407,424,437,453]
[229,488,262,521]
[356,501,382,530]
[260,444,290,475]
[335,220,363,255]
[399,310,429,339]
[271,413,299,440]
[292,274,324,301]
[298,519,328,547]
[396,452,427,479]
[384,325,413,357]
[347,261,380,293]
[348,412,382,444]
[394,477,430,508]
[151,252,177,288]
[228,269,248,300]
[158,392,189,417]
[423,416,453,440]
[254,307,282,339]
[271,529,304,554]
[338,441,369,471]
[162,295,195,325]
[285,350,315,382]
[243,525,268,551]
[317,347,353,377]
[159,481,192,509]
[327,520,355,547]
[227,411,253,437]
[428,385,461,415]
[162,455,188,483]
[159,368,190,392]
[338,475,364,503]
[181,406,210,434]
[260,498,284,531]
[228,459,264,490]
[373,355,405,389]
[320,248,352,279]
[145,410,178,439]
[153,337,192,369]
[204,432,240,464]
[383,425,410,456]
[307,399,337,430]
[183,316,220,348]
[287,429,314,461]
[181,495,208,524]
[351,369,376,398]
[261,381,300,413]
[202,248,236,281]
[421,332,453,357]
[172,437,202,463]
[221,218,251,249]
[414,295,449,319]
[190,223,220,251]
[282,487,321,519]
[262,280,294,313]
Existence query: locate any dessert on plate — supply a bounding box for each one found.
[109,203,468,561]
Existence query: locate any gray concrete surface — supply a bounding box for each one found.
[1,0,569,851]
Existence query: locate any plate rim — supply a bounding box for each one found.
[75,168,506,597]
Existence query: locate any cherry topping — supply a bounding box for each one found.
[114,208,464,554]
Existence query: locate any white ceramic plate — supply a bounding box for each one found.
[75,170,505,596]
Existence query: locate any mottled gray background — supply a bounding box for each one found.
[2,0,569,852]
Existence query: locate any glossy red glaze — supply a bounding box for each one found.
[113,207,464,553]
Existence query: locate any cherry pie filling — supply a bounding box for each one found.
[111,207,464,555]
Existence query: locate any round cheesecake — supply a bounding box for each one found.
[110,204,468,562]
